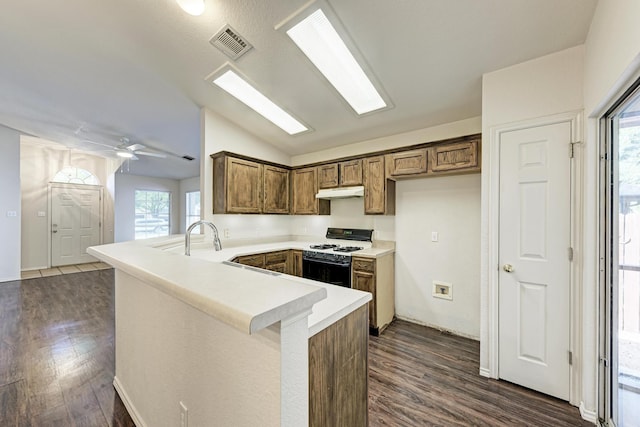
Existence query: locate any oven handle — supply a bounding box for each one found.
[303,258,351,268]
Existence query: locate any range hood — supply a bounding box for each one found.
[316,186,364,199]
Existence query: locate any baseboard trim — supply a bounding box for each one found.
[113,376,146,427]
[579,401,598,424]
[394,315,480,340]
[479,367,491,378]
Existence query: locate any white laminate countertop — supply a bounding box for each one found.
[88,236,391,338]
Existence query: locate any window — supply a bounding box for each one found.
[185,191,201,230]
[52,167,100,185]
[135,190,171,240]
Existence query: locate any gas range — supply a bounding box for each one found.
[302,228,373,288]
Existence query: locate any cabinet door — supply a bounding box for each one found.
[226,157,263,213]
[318,164,339,189]
[363,156,391,214]
[235,254,265,268]
[266,262,287,273]
[263,165,290,214]
[292,167,329,215]
[429,140,479,173]
[291,250,303,277]
[352,269,376,328]
[339,159,363,186]
[385,149,428,177]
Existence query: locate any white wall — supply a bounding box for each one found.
[114,174,181,242]
[179,176,200,234]
[481,45,585,405]
[0,125,21,282]
[395,175,481,337]
[201,109,292,243]
[20,138,118,270]
[581,0,640,418]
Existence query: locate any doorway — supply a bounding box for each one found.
[50,183,103,267]
[601,81,640,427]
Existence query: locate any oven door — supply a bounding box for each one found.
[302,258,351,288]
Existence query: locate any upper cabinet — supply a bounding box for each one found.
[364,156,395,215]
[385,149,428,178]
[212,155,263,214]
[263,165,290,214]
[212,153,290,214]
[429,139,479,174]
[339,159,363,186]
[292,167,330,215]
[210,134,479,217]
[318,164,339,189]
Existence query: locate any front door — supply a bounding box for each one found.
[498,121,572,400]
[51,184,102,266]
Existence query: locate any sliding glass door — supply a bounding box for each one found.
[602,82,640,427]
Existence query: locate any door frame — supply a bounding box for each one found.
[48,182,104,268]
[485,110,583,406]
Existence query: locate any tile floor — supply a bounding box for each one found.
[20,262,112,279]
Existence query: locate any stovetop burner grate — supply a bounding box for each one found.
[333,246,364,253]
[309,244,339,250]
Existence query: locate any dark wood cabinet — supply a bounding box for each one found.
[213,155,262,214]
[290,250,303,277]
[265,250,289,273]
[352,254,395,335]
[318,164,339,189]
[263,165,290,214]
[429,139,479,174]
[234,253,265,269]
[309,304,368,427]
[292,167,330,215]
[212,153,290,214]
[363,156,395,215]
[385,148,428,177]
[339,159,363,186]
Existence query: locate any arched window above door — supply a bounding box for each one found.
[52,167,100,185]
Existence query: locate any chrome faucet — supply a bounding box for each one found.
[185,220,222,256]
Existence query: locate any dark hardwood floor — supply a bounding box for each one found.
[368,321,592,426]
[1,271,591,426]
[0,270,134,426]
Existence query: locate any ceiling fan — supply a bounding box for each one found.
[84,137,195,162]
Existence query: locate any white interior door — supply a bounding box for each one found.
[51,185,102,267]
[498,122,572,400]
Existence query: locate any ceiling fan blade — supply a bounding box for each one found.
[134,150,167,158]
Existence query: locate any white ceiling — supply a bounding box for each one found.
[0,0,597,180]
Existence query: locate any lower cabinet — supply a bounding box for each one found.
[233,250,293,274]
[309,304,368,427]
[290,250,303,277]
[352,254,395,335]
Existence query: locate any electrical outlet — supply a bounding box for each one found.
[6,211,17,217]
[432,281,452,300]
[180,401,188,427]
[224,228,230,238]
[431,231,438,242]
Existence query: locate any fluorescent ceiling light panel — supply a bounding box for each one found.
[176,0,205,16]
[213,70,308,135]
[286,9,386,115]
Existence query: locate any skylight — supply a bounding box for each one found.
[212,69,308,135]
[285,8,387,115]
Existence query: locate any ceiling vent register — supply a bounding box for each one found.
[210,25,253,60]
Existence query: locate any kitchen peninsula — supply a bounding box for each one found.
[88,236,389,427]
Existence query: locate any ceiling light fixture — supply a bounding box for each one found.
[176,0,205,16]
[211,68,309,135]
[278,4,389,115]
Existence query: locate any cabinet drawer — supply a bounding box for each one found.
[352,257,375,273]
[235,254,265,268]
[265,250,288,265]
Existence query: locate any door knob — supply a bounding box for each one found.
[52,224,58,234]
[503,264,514,273]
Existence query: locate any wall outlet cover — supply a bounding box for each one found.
[432,281,452,300]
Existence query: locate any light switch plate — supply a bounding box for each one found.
[37,211,46,217]
[6,211,17,217]
[431,231,438,242]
